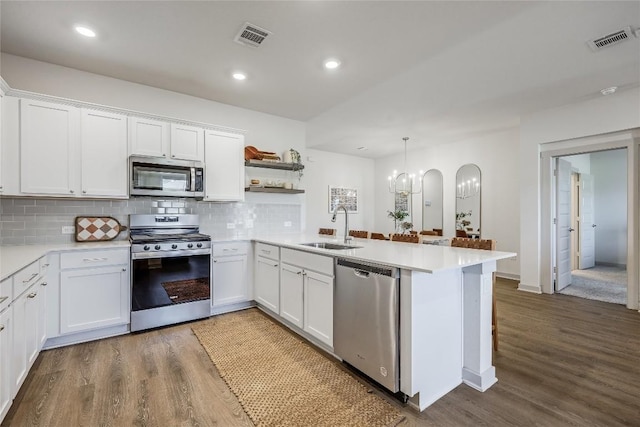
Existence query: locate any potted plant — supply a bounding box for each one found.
[387,210,409,234]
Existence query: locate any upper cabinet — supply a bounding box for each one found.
[0,90,4,195]
[18,99,128,198]
[20,99,80,196]
[129,117,204,162]
[204,130,244,201]
[80,109,128,198]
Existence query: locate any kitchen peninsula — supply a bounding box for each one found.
[253,234,516,411]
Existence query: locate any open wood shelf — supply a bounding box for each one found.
[245,187,305,194]
[245,159,304,171]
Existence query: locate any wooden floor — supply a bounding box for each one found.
[4,278,640,426]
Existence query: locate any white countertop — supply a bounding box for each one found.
[0,241,131,281]
[254,234,515,274]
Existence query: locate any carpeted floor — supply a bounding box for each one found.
[192,308,405,427]
[557,265,627,305]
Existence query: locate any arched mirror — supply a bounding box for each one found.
[421,169,443,233]
[455,164,481,238]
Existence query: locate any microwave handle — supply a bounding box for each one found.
[190,167,196,191]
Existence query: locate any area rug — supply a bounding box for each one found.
[557,265,627,305]
[192,309,405,427]
[161,278,209,304]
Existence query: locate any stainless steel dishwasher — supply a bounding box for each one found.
[334,258,400,392]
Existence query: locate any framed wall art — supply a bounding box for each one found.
[328,186,358,213]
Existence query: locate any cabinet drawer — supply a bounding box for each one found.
[60,248,129,270]
[0,277,12,312]
[13,260,41,298]
[281,248,333,276]
[255,243,279,261]
[213,242,248,257]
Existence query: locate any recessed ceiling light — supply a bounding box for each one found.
[324,59,341,70]
[74,26,96,38]
[600,86,617,95]
[232,72,247,81]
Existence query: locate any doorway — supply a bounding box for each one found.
[554,149,628,305]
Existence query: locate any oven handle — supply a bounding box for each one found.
[131,248,211,260]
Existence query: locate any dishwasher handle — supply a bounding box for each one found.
[353,269,370,279]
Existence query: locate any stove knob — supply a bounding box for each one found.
[197,243,203,248]
[155,245,161,250]
[143,245,150,251]
[187,243,194,248]
[172,244,178,249]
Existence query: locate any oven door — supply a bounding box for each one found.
[131,251,211,331]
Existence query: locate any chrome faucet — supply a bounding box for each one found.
[331,204,352,244]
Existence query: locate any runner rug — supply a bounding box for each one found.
[192,308,405,427]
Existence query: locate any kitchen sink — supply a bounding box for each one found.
[300,242,362,250]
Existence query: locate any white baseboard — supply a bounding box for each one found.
[43,324,130,350]
[496,272,520,281]
[517,283,542,294]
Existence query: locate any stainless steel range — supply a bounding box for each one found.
[130,214,211,332]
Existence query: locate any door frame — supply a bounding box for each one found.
[540,129,639,310]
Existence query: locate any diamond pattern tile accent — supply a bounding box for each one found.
[75,216,124,242]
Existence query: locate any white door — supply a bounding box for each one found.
[303,270,334,347]
[211,254,248,307]
[555,158,572,291]
[255,256,279,313]
[204,130,244,201]
[81,109,128,197]
[20,99,79,195]
[170,123,204,161]
[579,174,596,269]
[0,307,13,419]
[280,264,304,328]
[129,117,169,158]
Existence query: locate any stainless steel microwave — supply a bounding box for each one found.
[130,156,204,198]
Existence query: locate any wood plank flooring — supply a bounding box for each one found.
[4,278,640,426]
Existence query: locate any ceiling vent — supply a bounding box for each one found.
[234,22,272,48]
[587,26,634,51]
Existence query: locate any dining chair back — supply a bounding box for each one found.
[318,228,336,236]
[370,232,387,240]
[391,233,420,243]
[348,230,369,238]
[420,230,438,236]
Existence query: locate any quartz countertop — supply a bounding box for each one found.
[0,241,131,281]
[253,234,515,274]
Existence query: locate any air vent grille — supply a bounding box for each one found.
[588,26,632,51]
[234,22,272,48]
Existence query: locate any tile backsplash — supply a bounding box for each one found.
[0,197,302,245]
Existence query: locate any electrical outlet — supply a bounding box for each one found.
[284,221,292,227]
[61,226,75,234]
[246,220,254,229]
[227,223,235,229]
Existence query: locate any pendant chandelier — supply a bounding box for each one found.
[388,137,423,196]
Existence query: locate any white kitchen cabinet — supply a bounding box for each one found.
[0,306,12,421]
[20,98,79,195]
[212,242,249,308]
[279,263,304,328]
[129,116,169,158]
[204,130,244,201]
[254,243,280,313]
[280,248,334,347]
[0,90,4,195]
[171,123,204,161]
[58,249,129,335]
[80,109,128,198]
[12,281,41,396]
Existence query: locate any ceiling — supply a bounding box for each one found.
[1,1,639,158]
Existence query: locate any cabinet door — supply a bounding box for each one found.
[212,254,248,307]
[60,266,129,334]
[37,280,47,351]
[20,99,79,195]
[0,92,3,195]
[255,256,279,313]
[129,117,169,158]
[0,307,12,420]
[170,123,204,161]
[304,270,334,347]
[81,109,128,198]
[204,130,244,201]
[280,263,304,328]
[12,285,39,395]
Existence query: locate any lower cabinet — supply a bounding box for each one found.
[303,270,334,346]
[254,243,280,313]
[0,307,13,421]
[12,281,41,395]
[57,248,130,335]
[212,242,249,308]
[280,263,304,327]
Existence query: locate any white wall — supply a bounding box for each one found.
[375,128,520,278]
[0,53,306,164]
[591,149,627,266]
[520,87,640,292]
[304,149,375,237]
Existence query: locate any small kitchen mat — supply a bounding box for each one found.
[162,278,210,304]
[75,216,126,242]
[192,309,405,427]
